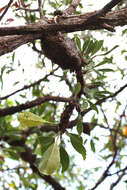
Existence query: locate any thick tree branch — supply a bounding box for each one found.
[0,95,72,116]
[0,8,127,56]
[0,8,127,37]
[0,34,42,56]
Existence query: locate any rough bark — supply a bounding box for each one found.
[0,8,127,56]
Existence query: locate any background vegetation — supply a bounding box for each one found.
[0,0,127,189]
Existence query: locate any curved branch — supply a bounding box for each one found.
[0,95,72,116]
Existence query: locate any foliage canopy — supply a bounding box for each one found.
[0,0,127,189]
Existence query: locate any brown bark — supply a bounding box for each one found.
[0,8,127,56]
[0,34,42,56]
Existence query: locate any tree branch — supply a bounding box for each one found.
[82,83,127,116]
[0,0,13,21]
[0,95,72,116]
[0,68,58,100]
[0,8,127,56]
[110,172,126,190]
[63,0,81,15]
[0,8,127,36]
[0,34,42,56]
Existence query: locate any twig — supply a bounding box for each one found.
[0,0,13,21]
[68,83,127,129]
[108,166,127,176]
[81,83,127,116]
[100,107,110,128]
[101,0,122,15]
[38,0,43,19]
[110,172,126,190]
[89,144,118,190]
[16,7,39,12]
[87,0,123,22]
[0,68,58,100]
[63,0,81,15]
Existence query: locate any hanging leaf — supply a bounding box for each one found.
[38,138,60,175]
[18,112,52,127]
[60,145,70,172]
[77,115,83,135]
[68,133,86,160]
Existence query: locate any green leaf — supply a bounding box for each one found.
[11,146,25,152]
[74,82,81,96]
[85,40,95,56]
[102,45,119,56]
[38,138,60,175]
[38,135,55,154]
[91,40,104,55]
[115,101,121,113]
[12,52,15,62]
[60,145,69,172]
[69,133,86,160]
[18,112,52,127]
[88,100,98,113]
[77,115,83,135]
[90,139,96,153]
[97,68,114,72]
[74,35,81,51]
[5,149,19,160]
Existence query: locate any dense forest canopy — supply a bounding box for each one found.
[0,0,127,189]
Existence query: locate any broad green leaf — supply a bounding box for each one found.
[18,112,51,127]
[38,138,60,175]
[90,139,96,153]
[69,133,86,160]
[74,82,81,96]
[60,145,69,172]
